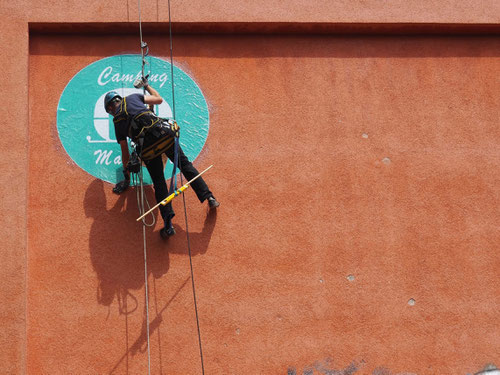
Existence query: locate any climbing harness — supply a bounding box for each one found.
[133,117,179,161]
[114,95,180,162]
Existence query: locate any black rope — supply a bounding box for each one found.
[167,0,176,120]
[167,0,205,373]
[181,182,205,375]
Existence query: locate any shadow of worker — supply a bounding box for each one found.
[85,179,218,313]
[85,179,219,371]
[85,179,171,311]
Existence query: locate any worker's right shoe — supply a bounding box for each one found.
[160,220,176,239]
[207,196,220,209]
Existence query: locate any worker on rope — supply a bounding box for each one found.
[104,77,219,238]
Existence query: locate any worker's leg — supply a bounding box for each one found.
[166,145,213,203]
[144,154,175,222]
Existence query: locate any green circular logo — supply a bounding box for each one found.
[57,54,209,184]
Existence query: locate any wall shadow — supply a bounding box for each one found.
[85,179,217,374]
[85,179,217,308]
[86,179,163,309]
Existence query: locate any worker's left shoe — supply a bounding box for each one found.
[207,196,220,209]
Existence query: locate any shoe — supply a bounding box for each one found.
[160,221,176,239]
[160,226,176,239]
[207,196,220,209]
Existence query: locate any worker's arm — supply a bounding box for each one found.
[120,140,130,179]
[134,76,162,108]
[144,85,163,105]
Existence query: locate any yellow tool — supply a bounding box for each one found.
[136,165,213,222]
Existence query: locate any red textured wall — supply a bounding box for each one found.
[25,33,499,374]
[23,0,500,23]
[1,0,499,374]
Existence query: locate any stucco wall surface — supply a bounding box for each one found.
[0,1,28,373]
[24,0,500,24]
[25,33,499,375]
[0,0,500,374]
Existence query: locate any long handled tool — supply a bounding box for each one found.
[136,165,213,222]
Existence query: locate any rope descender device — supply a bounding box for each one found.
[141,41,149,56]
[140,41,149,77]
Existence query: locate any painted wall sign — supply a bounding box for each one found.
[57,54,209,184]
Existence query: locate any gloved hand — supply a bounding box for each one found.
[133,74,149,89]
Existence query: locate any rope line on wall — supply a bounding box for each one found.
[135,0,206,373]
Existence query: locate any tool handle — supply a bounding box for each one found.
[136,165,213,222]
[160,184,189,206]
